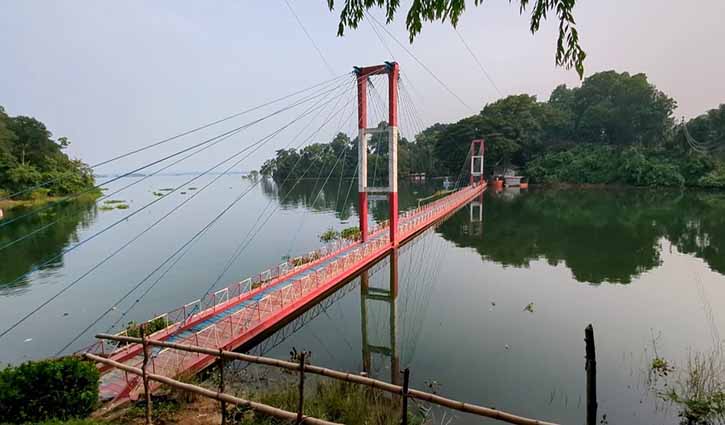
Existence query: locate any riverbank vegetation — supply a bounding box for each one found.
[648,343,725,424]
[0,357,99,424]
[0,106,96,206]
[261,71,725,188]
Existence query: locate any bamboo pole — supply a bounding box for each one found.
[140,325,152,425]
[218,348,226,425]
[85,353,340,425]
[297,352,306,424]
[94,334,559,425]
[401,368,410,425]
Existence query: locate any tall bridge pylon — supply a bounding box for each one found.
[355,62,400,245]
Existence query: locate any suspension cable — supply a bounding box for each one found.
[102,84,357,334]
[0,74,350,202]
[0,82,352,341]
[366,12,474,112]
[0,79,351,231]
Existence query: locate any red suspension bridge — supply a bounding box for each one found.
[79,62,488,403]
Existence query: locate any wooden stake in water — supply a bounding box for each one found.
[140,325,152,425]
[585,324,597,425]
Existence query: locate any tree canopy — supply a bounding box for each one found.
[262,70,725,189]
[0,106,95,200]
[327,0,586,76]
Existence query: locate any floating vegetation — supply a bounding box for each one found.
[159,188,174,191]
[319,228,339,242]
[647,335,725,425]
[180,192,187,195]
[153,191,164,197]
[125,317,167,338]
[651,357,675,377]
[523,302,535,313]
[188,187,197,191]
[340,226,361,240]
[319,226,361,242]
[99,201,130,211]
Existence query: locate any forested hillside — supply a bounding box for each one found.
[0,106,95,200]
[262,71,725,188]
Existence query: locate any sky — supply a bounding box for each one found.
[1,0,724,173]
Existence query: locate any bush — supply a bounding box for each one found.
[319,228,339,242]
[0,357,99,423]
[698,166,725,188]
[340,226,361,240]
[125,316,167,338]
[29,187,51,201]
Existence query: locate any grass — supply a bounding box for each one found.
[0,190,100,212]
[648,344,725,424]
[25,420,107,425]
[233,379,422,425]
[124,316,167,338]
[319,226,360,242]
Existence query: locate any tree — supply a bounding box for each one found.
[0,106,96,198]
[570,71,676,146]
[327,0,586,77]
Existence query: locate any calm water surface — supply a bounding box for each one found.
[2,175,725,425]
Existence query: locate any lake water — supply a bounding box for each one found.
[2,175,725,424]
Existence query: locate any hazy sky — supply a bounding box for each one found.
[2,1,724,172]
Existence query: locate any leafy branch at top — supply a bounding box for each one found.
[326,0,586,78]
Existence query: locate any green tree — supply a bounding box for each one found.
[327,0,586,76]
[570,71,676,146]
[0,107,96,199]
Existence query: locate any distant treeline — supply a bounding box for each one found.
[0,106,95,199]
[262,70,725,188]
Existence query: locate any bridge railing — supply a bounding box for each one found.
[90,322,558,425]
[85,184,483,359]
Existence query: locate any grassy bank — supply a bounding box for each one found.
[0,190,101,213]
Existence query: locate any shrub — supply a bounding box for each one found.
[319,228,339,242]
[29,187,51,201]
[698,166,725,188]
[340,226,361,240]
[0,357,99,423]
[125,316,167,338]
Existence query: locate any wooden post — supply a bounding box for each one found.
[585,324,597,425]
[401,368,410,425]
[297,352,307,424]
[219,348,226,425]
[140,325,152,425]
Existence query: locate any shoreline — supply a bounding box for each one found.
[0,191,101,215]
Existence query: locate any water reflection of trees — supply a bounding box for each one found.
[0,200,97,290]
[436,189,725,283]
[261,178,440,223]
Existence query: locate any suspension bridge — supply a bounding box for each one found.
[0,58,487,408]
[72,62,487,403]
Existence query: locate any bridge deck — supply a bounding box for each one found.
[87,182,486,402]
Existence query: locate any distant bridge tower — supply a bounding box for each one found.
[470,139,485,186]
[355,62,400,245]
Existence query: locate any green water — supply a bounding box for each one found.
[2,177,725,424]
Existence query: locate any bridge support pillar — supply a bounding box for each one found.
[388,62,399,246]
[355,62,399,245]
[357,72,369,242]
[470,139,485,186]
